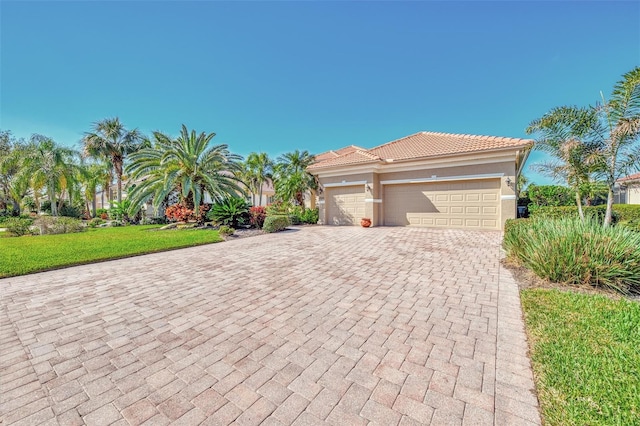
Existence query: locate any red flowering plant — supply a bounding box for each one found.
[249,206,266,229]
[165,204,193,222]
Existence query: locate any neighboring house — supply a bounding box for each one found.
[245,180,276,207]
[614,172,640,204]
[308,131,533,230]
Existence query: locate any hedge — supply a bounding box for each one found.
[263,215,290,233]
[530,204,640,222]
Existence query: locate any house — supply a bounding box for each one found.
[614,172,640,204]
[308,131,533,230]
[245,180,276,207]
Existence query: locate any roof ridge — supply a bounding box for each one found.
[419,131,530,142]
[355,149,381,160]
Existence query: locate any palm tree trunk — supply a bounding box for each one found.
[604,188,614,227]
[575,191,584,222]
[49,181,58,216]
[117,175,123,203]
[92,191,97,218]
[259,185,263,207]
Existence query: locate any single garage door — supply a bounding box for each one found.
[383,179,500,229]
[326,185,365,225]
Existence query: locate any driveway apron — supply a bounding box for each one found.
[1,226,540,425]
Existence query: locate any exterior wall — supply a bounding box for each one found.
[315,160,518,229]
[628,186,640,204]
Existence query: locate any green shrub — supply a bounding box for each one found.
[619,218,640,233]
[140,216,167,225]
[218,225,234,236]
[108,200,131,222]
[34,216,85,235]
[207,197,249,228]
[301,207,319,224]
[530,204,635,224]
[263,215,290,233]
[503,217,640,293]
[88,218,105,228]
[4,217,34,236]
[527,184,575,215]
[266,201,292,216]
[59,204,83,218]
[611,204,640,222]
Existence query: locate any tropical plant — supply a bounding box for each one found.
[79,161,112,218]
[126,125,244,223]
[249,206,266,229]
[165,204,194,222]
[207,197,249,228]
[16,135,78,216]
[503,217,640,293]
[589,67,640,226]
[82,117,144,203]
[108,200,131,223]
[4,217,34,236]
[273,150,316,207]
[243,152,273,206]
[526,106,600,220]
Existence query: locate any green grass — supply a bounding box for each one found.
[0,225,222,277]
[521,289,640,426]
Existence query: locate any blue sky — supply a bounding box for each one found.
[1,1,638,185]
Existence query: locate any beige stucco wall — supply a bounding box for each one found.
[628,186,640,204]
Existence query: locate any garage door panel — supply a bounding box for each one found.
[384,179,500,230]
[327,186,365,226]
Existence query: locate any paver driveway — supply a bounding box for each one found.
[1,226,540,425]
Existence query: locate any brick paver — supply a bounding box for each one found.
[0,226,540,424]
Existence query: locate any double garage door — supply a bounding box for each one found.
[325,179,500,229]
[383,180,500,229]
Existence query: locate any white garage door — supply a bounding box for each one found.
[326,185,365,225]
[383,179,500,229]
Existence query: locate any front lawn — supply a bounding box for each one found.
[521,289,640,425]
[0,225,222,278]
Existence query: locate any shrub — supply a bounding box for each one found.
[611,204,640,222]
[527,184,575,215]
[109,200,131,222]
[208,197,249,228]
[140,216,167,225]
[301,208,319,224]
[59,204,83,218]
[503,217,640,293]
[266,201,292,216]
[88,218,105,228]
[249,206,266,229]
[263,215,290,233]
[165,204,193,222]
[619,218,640,233]
[530,205,624,224]
[4,217,34,236]
[289,206,303,225]
[34,216,84,235]
[218,225,235,236]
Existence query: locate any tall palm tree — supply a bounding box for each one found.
[590,67,640,226]
[244,152,273,206]
[126,125,244,219]
[274,150,316,207]
[82,117,143,203]
[18,135,77,216]
[526,106,600,221]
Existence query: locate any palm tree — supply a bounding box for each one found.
[274,150,316,207]
[82,117,143,203]
[526,106,600,221]
[126,125,244,220]
[590,67,640,226]
[79,161,111,217]
[18,135,77,216]
[244,152,273,206]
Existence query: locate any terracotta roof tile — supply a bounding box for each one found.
[617,172,640,183]
[309,131,533,170]
[314,145,365,163]
[369,131,532,162]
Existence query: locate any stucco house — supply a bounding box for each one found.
[308,131,533,230]
[614,172,640,204]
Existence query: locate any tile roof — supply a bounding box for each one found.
[617,172,640,183]
[313,145,365,163]
[309,131,533,170]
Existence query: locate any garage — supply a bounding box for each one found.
[383,179,501,229]
[326,185,365,225]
